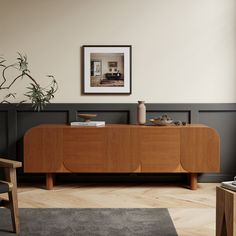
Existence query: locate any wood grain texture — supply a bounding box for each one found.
[24,127,64,172]
[133,127,181,172]
[107,127,139,172]
[3,162,21,234]
[5,168,20,234]
[0,158,22,168]
[180,127,220,172]
[216,186,236,236]
[189,173,198,190]
[24,124,220,177]
[46,174,54,190]
[63,128,108,172]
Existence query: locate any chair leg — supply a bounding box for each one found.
[5,168,20,234]
[8,191,20,234]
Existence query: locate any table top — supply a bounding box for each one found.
[33,124,209,129]
[217,186,236,194]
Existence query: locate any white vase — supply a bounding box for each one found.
[137,101,146,125]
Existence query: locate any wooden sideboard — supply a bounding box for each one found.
[24,124,220,190]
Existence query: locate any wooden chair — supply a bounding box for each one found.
[0,158,22,234]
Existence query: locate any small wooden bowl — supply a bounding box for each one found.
[78,113,97,122]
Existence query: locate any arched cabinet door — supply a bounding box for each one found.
[106,126,139,172]
[63,126,139,173]
[180,127,220,172]
[63,127,108,172]
[24,125,64,172]
[131,127,181,172]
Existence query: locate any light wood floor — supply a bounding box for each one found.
[6,183,220,236]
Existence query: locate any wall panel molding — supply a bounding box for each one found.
[0,103,235,183]
[0,111,8,157]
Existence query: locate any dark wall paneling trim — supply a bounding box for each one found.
[0,103,235,183]
[0,111,8,158]
[7,109,17,160]
[199,110,236,175]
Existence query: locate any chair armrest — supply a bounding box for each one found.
[0,180,13,190]
[0,158,22,168]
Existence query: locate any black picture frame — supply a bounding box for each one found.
[82,45,132,94]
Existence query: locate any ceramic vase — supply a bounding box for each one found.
[137,101,146,125]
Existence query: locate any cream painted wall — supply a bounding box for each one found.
[0,0,236,103]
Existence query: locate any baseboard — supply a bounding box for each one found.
[198,173,235,183]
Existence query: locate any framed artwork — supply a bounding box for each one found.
[82,45,132,94]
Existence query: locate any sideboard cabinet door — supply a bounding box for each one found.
[132,128,181,172]
[63,128,109,172]
[180,127,220,172]
[107,127,139,172]
[24,127,63,172]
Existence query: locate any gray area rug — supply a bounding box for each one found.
[0,208,178,236]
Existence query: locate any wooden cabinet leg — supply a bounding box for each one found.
[46,173,54,190]
[189,173,198,190]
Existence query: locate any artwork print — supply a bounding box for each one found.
[83,46,131,94]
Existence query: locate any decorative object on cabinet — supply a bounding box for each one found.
[0,53,58,111]
[149,113,173,126]
[24,124,220,190]
[82,45,132,94]
[78,113,97,122]
[174,121,187,126]
[221,176,236,192]
[149,113,187,126]
[70,121,105,127]
[137,101,146,125]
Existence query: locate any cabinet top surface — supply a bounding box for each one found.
[33,124,209,129]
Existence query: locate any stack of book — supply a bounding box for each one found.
[70,121,105,127]
[221,179,236,192]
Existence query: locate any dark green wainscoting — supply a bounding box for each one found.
[0,103,236,183]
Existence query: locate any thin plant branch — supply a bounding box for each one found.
[0,53,58,111]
